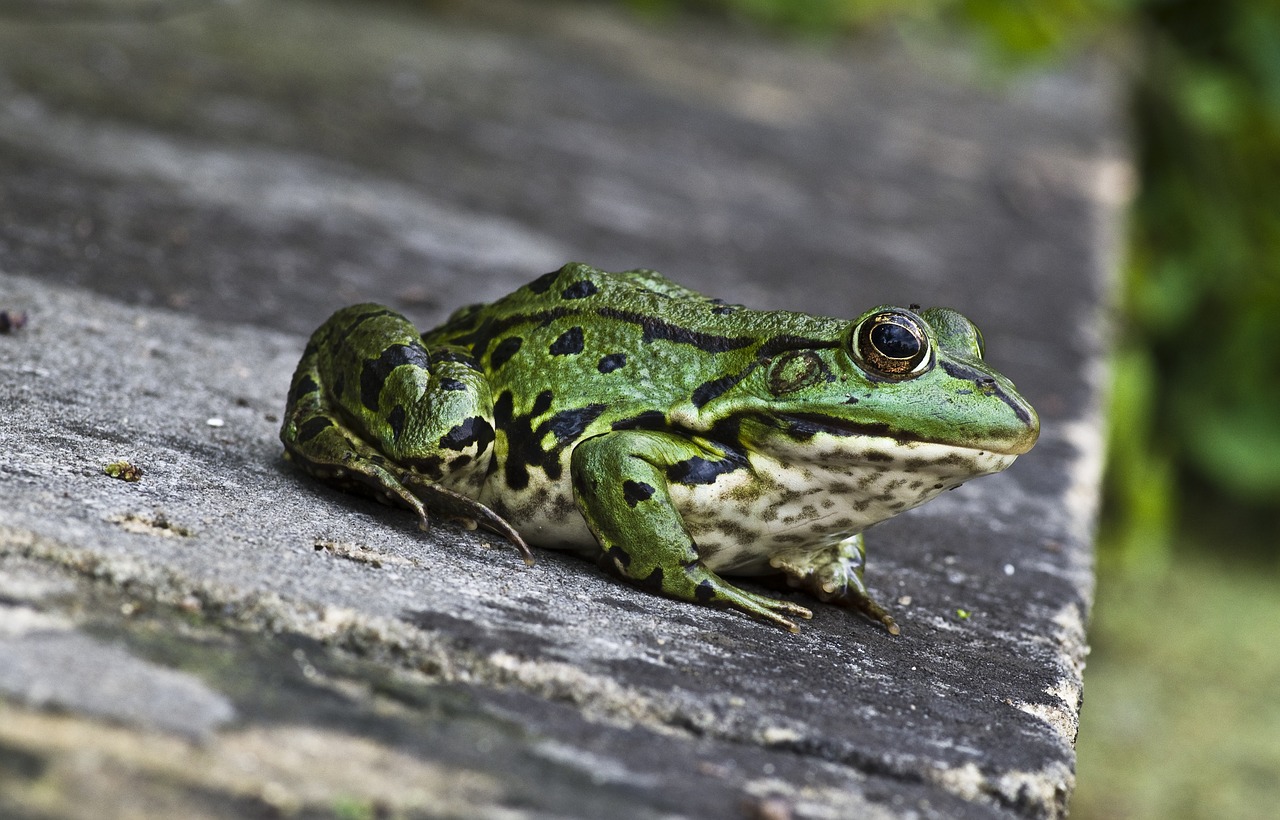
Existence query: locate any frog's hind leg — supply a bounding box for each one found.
[570,431,812,632]
[280,304,531,564]
[282,388,429,524]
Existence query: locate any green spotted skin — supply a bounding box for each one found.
[280,263,1039,633]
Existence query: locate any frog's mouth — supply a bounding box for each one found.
[764,412,1036,457]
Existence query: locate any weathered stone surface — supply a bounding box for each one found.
[0,0,1122,817]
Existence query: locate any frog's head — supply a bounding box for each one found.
[702,305,1039,484]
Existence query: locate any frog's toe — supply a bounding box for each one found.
[343,460,433,529]
[839,595,899,635]
[400,474,534,566]
[704,580,813,633]
[822,586,899,635]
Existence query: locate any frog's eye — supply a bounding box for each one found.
[852,310,931,379]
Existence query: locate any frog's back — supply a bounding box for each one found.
[414,264,844,542]
[423,263,841,422]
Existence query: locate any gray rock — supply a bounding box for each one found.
[0,0,1121,817]
[0,628,236,738]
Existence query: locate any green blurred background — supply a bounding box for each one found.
[624,1,1278,817]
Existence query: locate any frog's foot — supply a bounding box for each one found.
[283,407,532,565]
[399,473,533,566]
[348,463,532,566]
[677,565,813,633]
[770,534,900,635]
[612,557,812,632]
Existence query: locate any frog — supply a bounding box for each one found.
[280,262,1039,634]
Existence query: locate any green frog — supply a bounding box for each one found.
[281,263,1039,634]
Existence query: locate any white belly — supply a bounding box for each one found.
[671,438,1015,574]
[477,436,1015,573]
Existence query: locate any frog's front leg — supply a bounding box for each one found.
[570,431,812,632]
[769,534,900,635]
[281,304,531,563]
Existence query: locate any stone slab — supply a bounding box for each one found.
[0,0,1122,817]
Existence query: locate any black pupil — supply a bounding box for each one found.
[871,322,919,359]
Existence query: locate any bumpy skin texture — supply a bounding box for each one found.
[280,263,1040,633]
